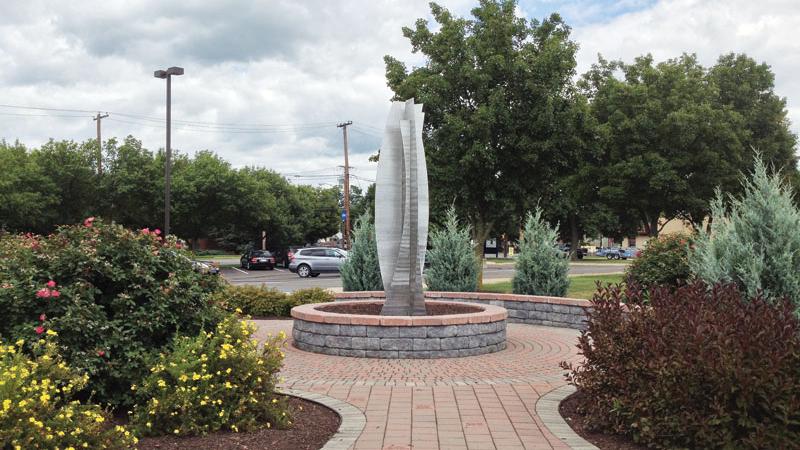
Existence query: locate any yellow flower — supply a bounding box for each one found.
[2,399,11,411]
[235,308,243,314]
[94,416,104,423]
[225,381,233,389]
[39,393,50,403]
[157,379,166,388]
[173,429,180,435]
[192,373,201,381]
[178,374,188,382]
[46,329,58,336]
[146,422,152,428]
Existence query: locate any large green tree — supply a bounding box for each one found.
[582,53,797,235]
[0,140,58,232]
[385,0,580,282]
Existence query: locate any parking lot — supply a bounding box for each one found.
[220,262,626,292]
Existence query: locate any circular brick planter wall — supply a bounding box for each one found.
[336,291,591,330]
[291,300,507,359]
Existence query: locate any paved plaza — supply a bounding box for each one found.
[254,320,584,450]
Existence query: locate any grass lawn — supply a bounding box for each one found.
[574,256,632,264]
[480,273,625,299]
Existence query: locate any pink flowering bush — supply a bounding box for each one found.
[0,219,224,407]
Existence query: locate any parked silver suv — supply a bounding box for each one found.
[288,247,348,278]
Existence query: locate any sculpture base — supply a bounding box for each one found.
[291,300,507,359]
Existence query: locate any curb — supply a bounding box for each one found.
[278,387,366,450]
[535,385,599,450]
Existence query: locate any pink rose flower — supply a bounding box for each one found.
[35,326,45,335]
[47,280,56,288]
[50,290,60,298]
[36,289,50,298]
[83,217,95,227]
[154,229,161,236]
[39,313,46,322]
[141,228,150,235]
[97,350,105,357]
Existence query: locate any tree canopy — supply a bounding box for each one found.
[0,137,339,252]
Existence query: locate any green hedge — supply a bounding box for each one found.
[214,286,334,317]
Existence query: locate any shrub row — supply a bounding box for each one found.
[563,282,800,449]
[213,285,334,317]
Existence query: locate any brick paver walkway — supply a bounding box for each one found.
[254,320,581,450]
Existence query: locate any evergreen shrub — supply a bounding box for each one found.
[690,157,800,308]
[340,215,383,291]
[425,207,478,292]
[512,208,569,296]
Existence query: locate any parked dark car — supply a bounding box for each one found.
[240,250,275,270]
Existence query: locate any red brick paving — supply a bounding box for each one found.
[254,321,580,450]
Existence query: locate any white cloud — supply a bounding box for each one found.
[573,0,800,135]
[0,0,797,189]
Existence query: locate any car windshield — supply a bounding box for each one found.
[252,250,271,256]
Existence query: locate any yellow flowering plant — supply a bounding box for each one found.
[0,337,137,449]
[129,314,290,436]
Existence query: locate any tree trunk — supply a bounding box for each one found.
[569,213,580,261]
[471,219,493,289]
[646,213,660,238]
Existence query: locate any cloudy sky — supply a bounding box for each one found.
[2,0,799,189]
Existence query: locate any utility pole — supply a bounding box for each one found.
[337,121,353,249]
[93,112,108,174]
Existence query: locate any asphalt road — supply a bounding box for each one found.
[219,263,626,292]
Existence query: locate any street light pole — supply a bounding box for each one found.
[154,66,184,236]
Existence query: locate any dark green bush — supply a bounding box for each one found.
[130,314,290,436]
[625,233,692,287]
[563,282,800,449]
[214,285,294,317]
[288,287,334,305]
[215,286,334,317]
[0,219,224,407]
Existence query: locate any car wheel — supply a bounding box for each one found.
[297,264,311,278]
[310,273,320,278]
[607,254,614,260]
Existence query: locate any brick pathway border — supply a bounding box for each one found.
[535,385,598,450]
[279,387,366,450]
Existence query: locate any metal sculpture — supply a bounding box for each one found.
[375,99,429,316]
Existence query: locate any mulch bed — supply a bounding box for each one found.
[137,396,340,450]
[317,302,483,315]
[559,390,647,450]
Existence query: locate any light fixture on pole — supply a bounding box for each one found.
[153,66,184,237]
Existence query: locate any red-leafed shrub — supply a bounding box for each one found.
[562,282,800,449]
